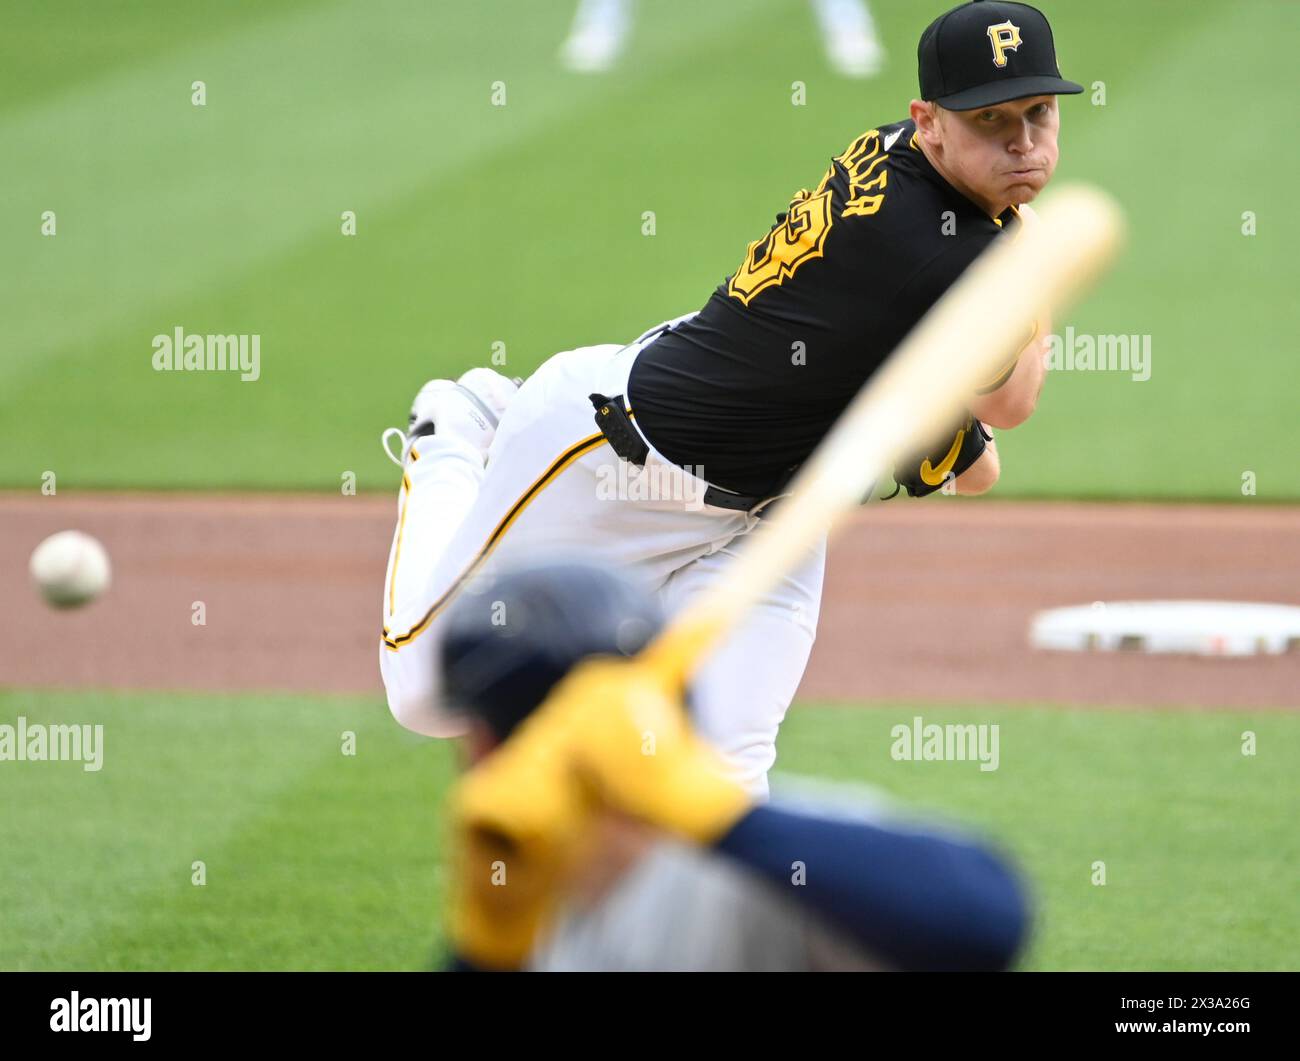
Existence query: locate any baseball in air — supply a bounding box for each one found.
[29,530,112,608]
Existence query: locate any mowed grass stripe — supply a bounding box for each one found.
[0,0,324,119]
[0,0,588,391]
[779,702,1299,971]
[59,704,456,971]
[1,0,1296,497]
[0,0,795,491]
[0,688,430,969]
[2,688,1296,969]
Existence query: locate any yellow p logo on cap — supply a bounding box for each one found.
[987,20,1022,68]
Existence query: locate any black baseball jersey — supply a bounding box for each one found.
[628,118,1022,498]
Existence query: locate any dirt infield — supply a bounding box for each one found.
[2,493,1298,708]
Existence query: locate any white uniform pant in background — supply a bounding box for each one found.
[380,337,826,794]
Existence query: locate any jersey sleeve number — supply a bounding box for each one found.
[726,130,891,306]
[726,187,833,306]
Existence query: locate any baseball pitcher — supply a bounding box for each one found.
[379,1,1082,792]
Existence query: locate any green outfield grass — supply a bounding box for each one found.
[1,688,1294,971]
[1,0,1297,499]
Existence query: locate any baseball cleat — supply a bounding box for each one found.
[381,369,521,467]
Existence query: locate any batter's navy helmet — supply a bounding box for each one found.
[440,560,664,739]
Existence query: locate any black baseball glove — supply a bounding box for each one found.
[881,412,992,499]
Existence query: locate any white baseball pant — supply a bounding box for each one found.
[379,332,826,794]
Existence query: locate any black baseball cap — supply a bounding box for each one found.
[918,1,1083,110]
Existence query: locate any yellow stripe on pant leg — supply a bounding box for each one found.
[381,432,608,651]
[387,471,413,616]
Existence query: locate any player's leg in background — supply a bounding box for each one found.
[659,527,829,798]
[560,0,633,73]
[810,0,885,78]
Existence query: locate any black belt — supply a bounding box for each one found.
[589,393,783,517]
